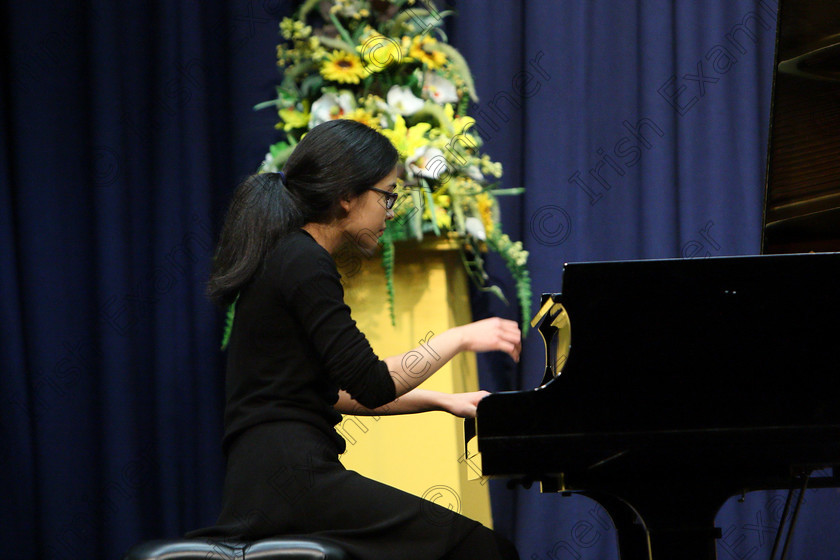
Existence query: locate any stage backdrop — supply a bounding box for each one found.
[3,1,839,559]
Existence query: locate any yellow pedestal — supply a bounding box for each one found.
[336,237,492,528]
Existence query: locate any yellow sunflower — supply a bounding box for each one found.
[409,36,447,70]
[320,50,367,84]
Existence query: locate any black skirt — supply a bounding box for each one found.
[187,420,518,560]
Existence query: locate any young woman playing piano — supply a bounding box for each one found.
[188,119,522,560]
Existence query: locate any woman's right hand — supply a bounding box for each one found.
[456,317,522,362]
[442,390,492,418]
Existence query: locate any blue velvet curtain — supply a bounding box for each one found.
[1,1,293,557]
[3,1,839,559]
[458,1,840,559]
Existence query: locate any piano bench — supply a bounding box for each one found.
[123,537,351,560]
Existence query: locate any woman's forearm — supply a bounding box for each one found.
[380,318,521,398]
[335,388,490,418]
[334,388,448,415]
[382,328,466,397]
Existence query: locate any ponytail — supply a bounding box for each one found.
[207,172,301,307]
[207,119,398,308]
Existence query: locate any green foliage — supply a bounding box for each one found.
[380,240,396,325]
[254,0,533,335]
[220,294,238,351]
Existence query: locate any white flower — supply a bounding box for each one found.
[260,152,278,172]
[465,217,486,241]
[386,85,425,116]
[465,165,484,181]
[406,145,448,180]
[309,91,357,128]
[422,72,458,104]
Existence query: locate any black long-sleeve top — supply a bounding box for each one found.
[221,229,396,454]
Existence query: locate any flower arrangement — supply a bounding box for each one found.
[257,0,531,333]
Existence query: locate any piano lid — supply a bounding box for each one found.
[762,0,840,253]
[480,252,840,436]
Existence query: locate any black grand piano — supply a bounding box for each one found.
[467,1,840,558]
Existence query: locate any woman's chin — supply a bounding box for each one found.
[356,241,380,258]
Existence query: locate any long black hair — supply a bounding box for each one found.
[207,119,399,307]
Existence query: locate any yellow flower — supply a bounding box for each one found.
[450,176,481,195]
[309,37,327,60]
[276,107,310,131]
[331,0,371,19]
[479,154,503,177]
[360,93,388,114]
[429,104,479,162]
[409,35,447,70]
[344,108,380,130]
[358,33,406,73]
[320,50,367,84]
[443,103,476,137]
[379,115,431,157]
[429,103,477,144]
[476,193,495,236]
[422,205,452,231]
[280,18,311,40]
[434,207,452,230]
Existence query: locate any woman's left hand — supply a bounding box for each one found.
[442,391,492,418]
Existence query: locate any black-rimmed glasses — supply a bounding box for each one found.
[369,187,399,210]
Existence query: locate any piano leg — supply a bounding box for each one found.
[582,492,651,560]
[584,484,732,560]
[638,485,730,560]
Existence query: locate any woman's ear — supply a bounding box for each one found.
[339,193,356,214]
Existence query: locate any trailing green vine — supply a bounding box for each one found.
[220,293,239,350]
[381,239,396,326]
